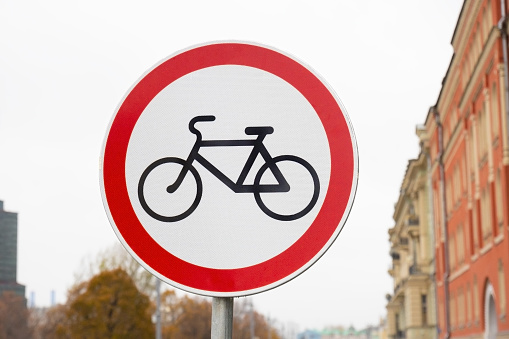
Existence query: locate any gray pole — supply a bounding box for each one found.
[211,297,233,339]
[250,299,255,339]
[156,279,161,339]
[267,316,272,339]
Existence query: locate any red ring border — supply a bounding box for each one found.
[102,42,356,296]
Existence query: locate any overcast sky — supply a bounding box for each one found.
[0,0,463,334]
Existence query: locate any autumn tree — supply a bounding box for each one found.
[158,292,280,339]
[0,291,31,339]
[233,299,281,339]
[76,243,155,298]
[30,304,71,339]
[64,268,154,338]
[31,245,281,339]
[161,292,211,339]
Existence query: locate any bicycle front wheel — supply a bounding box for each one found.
[138,157,202,222]
[253,155,320,221]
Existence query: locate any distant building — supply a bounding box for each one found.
[386,0,509,338]
[362,319,388,339]
[298,325,385,339]
[0,201,26,298]
[386,148,438,339]
[423,0,509,338]
[297,329,321,339]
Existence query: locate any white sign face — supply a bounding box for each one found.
[126,65,330,269]
[101,41,358,297]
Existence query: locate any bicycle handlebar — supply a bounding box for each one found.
[189,115,216,138]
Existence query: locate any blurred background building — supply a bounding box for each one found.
[386,146,438,339]
[0,200,26,299]
[297,323,387,339]
[387,0,509,338]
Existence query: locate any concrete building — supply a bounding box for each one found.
[0,200,25,298]
[419,0,509,338]
[386,145,438,339]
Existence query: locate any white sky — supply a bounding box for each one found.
[0,0,463,334]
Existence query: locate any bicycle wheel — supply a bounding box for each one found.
[253,155,320,221]
[138,157,202,222]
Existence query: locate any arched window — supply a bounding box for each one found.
[484,282,498,339]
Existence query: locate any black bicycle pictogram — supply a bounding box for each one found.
[138,115,320,222]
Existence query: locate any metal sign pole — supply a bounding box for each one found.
[155,278,161,339]
[211,297,233,339]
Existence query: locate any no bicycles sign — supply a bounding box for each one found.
[100,41,358,297]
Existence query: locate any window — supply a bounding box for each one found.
[434,188,442,243]
[486,1,493,34]
[482,3,492,43]
[491,83,499,138]
[481,186,492,241]
[458,287,465,327]
[439,300,445,331]
[469,123,475,173]
[444,120,450,146]
[467,283,472,324]
[395,313,401,338]
[422,295,428,325]
[447,180,453,216]
[472,201,479,250]
[478,107,487,159]
[462,154,468,196]
[495,169,504,230]
[468,217,475,256]
[457,225,465,265]
[499,260,506,315]
[449,231,457,270]
[474,276,480,323]
[451,291,457,329]
[462,63,468,90]
[453,164,461,206]
[431,138,437,162]
[482,8,488,41]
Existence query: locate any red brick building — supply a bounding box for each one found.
[424,0,509,338]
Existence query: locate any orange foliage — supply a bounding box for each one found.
[0,291,31,339]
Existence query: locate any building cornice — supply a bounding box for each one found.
[452,0,484,61]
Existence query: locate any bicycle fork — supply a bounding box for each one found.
[166,143,201,194]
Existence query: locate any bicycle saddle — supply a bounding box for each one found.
[245,126,274,135]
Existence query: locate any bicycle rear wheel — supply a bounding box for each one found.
[138,157,202,222]
[253,155,320,221]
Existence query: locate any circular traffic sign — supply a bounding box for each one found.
[100,41,358,297]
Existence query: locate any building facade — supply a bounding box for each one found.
[422,0,509,338]
[386,145,438,339]
[0,200,25,298]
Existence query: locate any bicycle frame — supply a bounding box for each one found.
[140,115,320,222]
[167,132,290,194]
